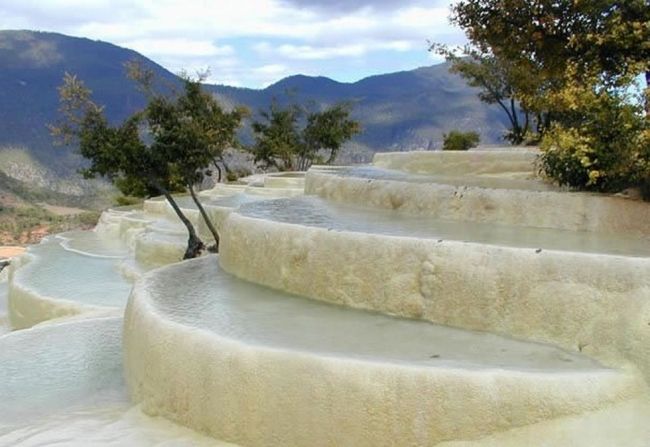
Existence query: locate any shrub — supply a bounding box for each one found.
[114,195,142,207]
[225,167,252,183]
[637,129,650,201]
[75,211,101,226]
[442,130,480,151]
[539,88,648,195]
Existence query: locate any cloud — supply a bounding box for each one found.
[255,40,414,60]
[278,0,449,14]
[123,38,234,58]
[0,0,465,88]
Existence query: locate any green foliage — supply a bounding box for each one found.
[540,84,649,193]
[75,210,102,226]
[51,70,246,257]
[251,101,360,171]
[53,72,246,198]
[303,103,361,168]
[450,0,650,197]
[114,195,142,207]
[431,46,535,144]
[225,167,252,183]
[251,102,303,171]
[449,0,650,126]
[442,130,480,151]
[147,80,249,187]
[639,136,650,200]
[451,0,649,87]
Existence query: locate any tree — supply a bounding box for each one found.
[251,100,360,171]
[51,72,245,258]
[443,130,480,151]
[539,68,649,193]
[145,79,247,251]
[449,0,650,197]
[450,0,650,112]
[251,101,303,171]
[303,103,360,169]
[430,45,534,143]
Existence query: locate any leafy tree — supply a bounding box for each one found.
[145,79,247,250]
[302,103,361,169]
[443,130,480,151]
[450,0,650,112]
[251,100,360,171]
[251,102,303,171]
[51,72,245,258]
[449,0,650,196]
[430,45,534,143]
[539,69,649,193]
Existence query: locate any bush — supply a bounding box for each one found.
[539,89,648,195]
[225,167,252,183]
[442,130,480,151]
[114,195,142,207]
[637,129,650,201]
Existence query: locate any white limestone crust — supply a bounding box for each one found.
[373,150,539,177]
[124,257,642,447]
[219,212,650,382]
[306,171,650,236]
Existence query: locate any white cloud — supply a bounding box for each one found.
[0,0,465,87]
[255,40,415,60]
[254,64,289,75]
[123,38,234,58]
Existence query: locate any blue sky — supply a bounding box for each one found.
[0,0,466,88]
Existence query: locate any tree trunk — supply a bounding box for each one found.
[496,98,523,144]
[161,190,204,259]
[325,150,336,165]
[645,71,650,116]
[221,158,231,174]
[188,184,220,253]
[213,160,222,183]
[522,111,530,137]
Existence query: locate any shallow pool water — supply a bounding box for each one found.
[336,166,561,191]
[171,193,264,210]
[58,230,130,258]
[238,196,650,257]
[149,258,606,372]
[0,281,8,335]
[15,233,132,308]
[0,401,229,447]
[0,317,231,446]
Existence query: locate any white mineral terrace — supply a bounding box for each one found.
[333,166,561,191]
[0,317,232,446]
[124,257,643,446]
[306,151,650,237]
[8,232,132,328]
[235,196,650,257]
[2,149,650,446]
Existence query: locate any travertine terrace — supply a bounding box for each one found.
[2,149,650,446]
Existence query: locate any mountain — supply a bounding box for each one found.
[209,66,508,161]
[0,29,508,175]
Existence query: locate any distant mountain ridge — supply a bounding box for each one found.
[0,30,508,175]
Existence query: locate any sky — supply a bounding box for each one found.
[0,0,466,88]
